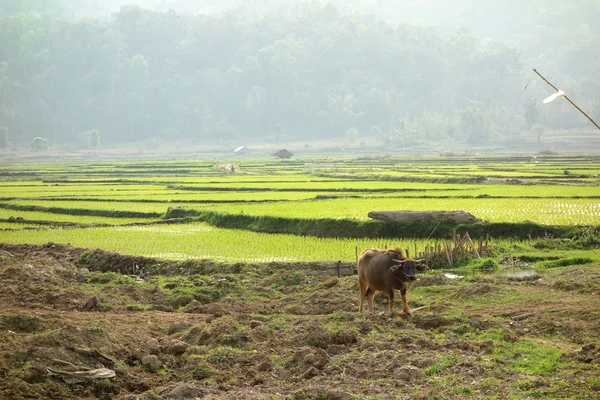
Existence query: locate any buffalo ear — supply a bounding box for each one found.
[416,261,429,271]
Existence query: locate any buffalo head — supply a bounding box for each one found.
[390,258,427,281]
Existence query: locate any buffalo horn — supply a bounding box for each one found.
[391,259,404,264]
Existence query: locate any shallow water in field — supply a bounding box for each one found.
[499,268,539,279]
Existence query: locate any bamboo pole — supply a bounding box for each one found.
[465,233,481,259]
[533,69,600,131]
[445,241,453,267]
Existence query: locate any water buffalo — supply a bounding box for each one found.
[358,248,426,315]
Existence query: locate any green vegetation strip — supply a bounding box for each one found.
[172,185,438,193]
[0,223,430,262]
[0,202,161,219]
[164,208,591,240]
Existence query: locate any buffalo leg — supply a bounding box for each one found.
[400,285,411,315]
[359,278,367,312]
[366,287,375,312]
[387,289,395,315]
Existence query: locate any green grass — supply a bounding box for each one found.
[0,222,433,262]
[536,257,595,269]
[425,357,454,376]
[468,329,561,376]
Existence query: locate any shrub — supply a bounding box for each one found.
[473,258,500,271]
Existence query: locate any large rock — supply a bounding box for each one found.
[368,210,480,224]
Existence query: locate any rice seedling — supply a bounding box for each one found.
[0,222,431,262]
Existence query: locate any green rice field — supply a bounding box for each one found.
[1,156,599,262]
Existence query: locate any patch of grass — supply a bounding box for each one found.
[206,346,245,366]
[158,275,242,308]
[83,326,108,336]
[453,386,474,395]
[83,272,135,285]
[269,270,305,288]
[587,376,600,391]
[125,304,146,312]
[451,324,473,335]
[166,290,197,309]
[190,362,212,380]
[472,329,560,376]
[326,311,355,323]
[305,321,359,348]
[503,340,560,375]
[536,257,594,269]
[469,328,512,343]
[425,357,453,376]
[138,390,160,399]
[266,315,292,332]
[1,315,39,332]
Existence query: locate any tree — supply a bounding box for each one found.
[273,123,284,143]
[531,123,546,143]
[0,126,7,151]
[460,102,491,145]
[30,137,49,151]
[88,129,100,151]
[2,0,598,151]
[524,100,539,127]
[345,126,360,144]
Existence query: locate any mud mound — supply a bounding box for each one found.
[183,316,250,348]
[285,346,330,376]
[152,382,210,399]
[551,268,600,293]
[302,321,358,349]
[284,294,356,315]
[0,249,14,262]
[572,343,600,365]
[0,242,85,262]
[412,314,454,330]
[77,248,155,275]
[0,246,92,310]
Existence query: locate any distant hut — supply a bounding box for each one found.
[272,149,293,159]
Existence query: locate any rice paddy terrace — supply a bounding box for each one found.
[1,155,600,263]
